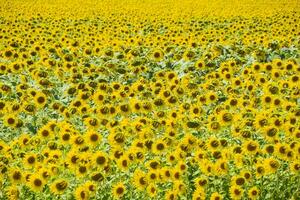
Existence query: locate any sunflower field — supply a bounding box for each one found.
[0,0,299,199]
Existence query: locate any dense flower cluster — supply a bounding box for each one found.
[0,0,299,199]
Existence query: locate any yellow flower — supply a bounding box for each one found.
[195,59,206,70]
[112,182,126,199]
[85,129,101,146]
[83,181,97,197]
[152,49,164,61]
[192,188,205,200]
[132,169,148,190]
[264,157,280,174]
[50,179,68,195]
[9,168,23,185]
[210,192,223,200]
[147,183,157,197]
[152,139,167,155]
[29,174,45,192]
[117,155,130,171]
[166,190,179,200]
[23,153,37,168]
[34,92,47,108]
[3,114,17,128]
[290,161,300,174]
[76,164,89,177]
[243,140,259,155]
[74,186,89,200]
[231,175,245,187]
[248,187,260,200]
[5,186,19,200]
[229,185,244,200]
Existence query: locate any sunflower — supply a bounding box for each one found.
[50,179,68,195]
[118,103,131,115]
[83,181,97,197]
[9,168,23,185]
[130,98,142,113]
[147,169,159,183]
[76,164,89,177]
[248,187,260,200]
[263,63,273,72]
[49,164,60,176]
[160,167,173,182]
[243,140,259,155]
[207,137,220,151]
[239,169,252,181]
[255,164,266,178]
[132,169,148,190]
[272,97,282,108]
[9,101,22,114]
[5,186,19,200]
[252,63,262,72]
[9,62,24,74]
[194,176,208,189]
[38,125,53,140]
[274,143,289,158]
[74,186,90,200]
[173,180,186,195]
[108,131,126,147]
[229,185,244,200]
[152,49,164,61]
[110,147,124,160]
[231,175,245,187]
[261,93,273,106]
[72,135,86,147]
[210,192,223,200]
[23,153,37,168]
[289,161,300,174]
[146,183,157,198]
[264,144,275,155]
[192,188,205,200]
[117,155,130,171]
[208,120,221,132]
[153,139,167,155]
[93,151,108,167]
[206,91,218,104]
[66,150,80,170]
[85,129,101,146]
[226,97,240,108]
[183,50,195,61]
[166,190,178,200]
[90,171,105,182]
[271,69,281,79]
[29,174,45,192]
[290,75,299,87]
[215,159,228,175]
[24,171,33,184]
[195,59,206,70]
[34,92,47,108]
[172,168,182,181]
[263,126,278,142]
[112,182,126,198]
[84,117,100,129]
[190,104,203,118]
[264,157,280,174]
[3,114,17,128]
[38,167,51,181]
[218,110,234,126]
[59,130,72,145]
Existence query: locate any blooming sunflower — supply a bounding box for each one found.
[112,182,126,198]
[50,179,68,195]
[29,174,45,192]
